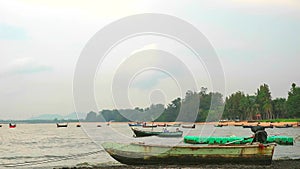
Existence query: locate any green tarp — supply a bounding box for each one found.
[184,135,293,145]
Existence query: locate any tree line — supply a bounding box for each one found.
[223,83,300,120]
[85,83,300,122]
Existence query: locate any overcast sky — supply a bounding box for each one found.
[0,0,300,120]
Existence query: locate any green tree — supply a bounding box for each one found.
[286,83,300,118]
[272,98,287,118]
[256,84,273,119]
[223,91,245,120]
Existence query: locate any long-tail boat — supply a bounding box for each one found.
[131,127,182,137]
[182,124,196,128]
[56,123,68,128]
[102,142,276,165]
[9,123,16,128]
[275,124,293,128]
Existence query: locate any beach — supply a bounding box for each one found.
[56,159,300,169]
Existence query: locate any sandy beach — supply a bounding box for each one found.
[56,159,300,169]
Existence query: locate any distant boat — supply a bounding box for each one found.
[102,142,276,165]
[242,125,257,128]
[0,124,2,127]
[275,124,293,128]
[56,123,68,128]
[166,123,181,127]
[182,124,196,128]
[128,122,143,127]
[107,120,114,126]
[9,123,16,128]
[97,124,102,127]
[258,125,274,128]
[131,127,183,137]
[157,123,167,127]
[76,124,81,127]
[214,124,228,127]
[234,124,243,127]
[142,123,157,128]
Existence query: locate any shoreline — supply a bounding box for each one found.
[55,159,300,169]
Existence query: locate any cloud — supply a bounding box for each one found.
[0,57,52,77]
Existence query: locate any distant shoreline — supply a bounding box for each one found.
[0,120,299,127]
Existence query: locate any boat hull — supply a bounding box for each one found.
[131,128,182,137]
[56,123,68,127]
[182,124,196,128]
[102,142,275,165]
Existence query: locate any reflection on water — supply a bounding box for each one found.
[0,123,299,168]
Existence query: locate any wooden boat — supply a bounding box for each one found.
[56,123,68,128]
[128,123,142,127]
[258,125,274,128]
[102,142,276,165]
[242,125,257,128]
[182,124,196,128]
[157,123,167,127]
[167,123,181,127]
[131,127,182,137]
[142,124,158,128]
[275,124,293,128]
[9,123,16,128]
[76,124,81,127]
[214,124,228,127]
[97,124,102,127]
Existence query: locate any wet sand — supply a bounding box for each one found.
[57,159,300,169]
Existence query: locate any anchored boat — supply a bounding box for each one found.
[182,124,196,128]
[9,123,16,128]
[56,123,68,128]
[131,127,183,137]
[102,142,276,165]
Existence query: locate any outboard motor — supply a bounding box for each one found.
[251,126,267,143]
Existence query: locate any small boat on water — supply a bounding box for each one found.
[275,124,293,128]
[76,124,81,127]
[102,142,276,165]
[182,124,196,128]
[242,125,257,128]
[214,124,228,127]
[234,124,243,127]
[259,125,274,128]
[56,123,68,128]
[142,124,158,128]
[128,123,142,127]
[167,123,181,127]
[131,127,183,137]
[97,124,102,127]
[9,123,16,128]
[157,123,167,127]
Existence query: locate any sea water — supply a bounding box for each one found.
[0,123,299,168]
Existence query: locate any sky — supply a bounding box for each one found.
[0,0,300,120]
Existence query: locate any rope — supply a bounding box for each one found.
[0,149,105,167]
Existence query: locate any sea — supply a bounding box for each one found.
[0,123,299,168]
